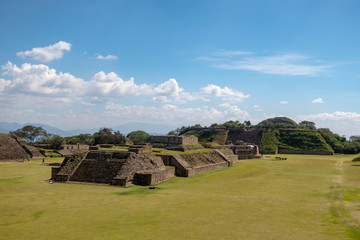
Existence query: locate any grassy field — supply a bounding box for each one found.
[1,154,360,239]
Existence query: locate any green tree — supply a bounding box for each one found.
[350,135,360,142]
[46,134,64,149]
[126,130,150,144]
[93,128,125,145]
[64,134,94,145]
[10,125,47,144]
[299,121,316,130]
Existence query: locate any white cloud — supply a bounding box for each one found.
[218,54,328,76]
[280,101,288,104]
[104,102,249,126]
[1,62,85,96]
[0,78,11,92]
[254,104,262,111]
[16,41,71,62]
[153,79,182,96]
[96,54,118,60]
[198,51,329,76]
[299,111,360,121]
[0,62,209,104]
[219,103,250,118]
[296,111,360,137]
[213,50,252,57]
[201,84,250,102]
[152,96,170,103]
[87,71,152,98]
[312,98,324,103]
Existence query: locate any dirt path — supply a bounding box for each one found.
[330,158,360,234]
[330,158,344,217]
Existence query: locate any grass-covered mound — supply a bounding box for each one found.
[259,130,278,154]
[277,129,333,154]
[256,116,298,129]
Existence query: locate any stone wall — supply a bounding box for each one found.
[151,135,198,145]
[129,144,152,154]
[157,154,194,177]
[226,129,264,147]
[158,150,234,177]
[62,144,89,151]
[193,162,229,175]
[133,168,175,186]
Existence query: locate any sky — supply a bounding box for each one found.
[0,0,359,137]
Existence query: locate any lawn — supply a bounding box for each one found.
[0,154,359,240]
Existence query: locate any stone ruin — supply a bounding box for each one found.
[0,134,43,161]
[52,150,174,187]
[150,135,204,152]
[52,135,239,187]
[56,144,90,157]
[225,140,261,159]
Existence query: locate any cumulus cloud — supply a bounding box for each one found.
[96,54,118,60]
[153,79,182,96]
[280,101,288,104]
[16,41,71,62]
[201,84,250,102]
[87,71,152,97]
[299,111,360,121]
[219,103,250,118]
[312,98,324,103]
[296,111,360,137]
[1,61,251,111]
[0,78,11,92]
[1,62,85,96]
[104,102,249,125]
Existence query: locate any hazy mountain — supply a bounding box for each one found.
[0,122,177,137]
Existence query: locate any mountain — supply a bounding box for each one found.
[0,122,177,137]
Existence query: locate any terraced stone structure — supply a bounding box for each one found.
[157,150,238,177]
[0,134,43,161]
[52,145,238,187]
[151,135,204,152]
[52,150,174,187]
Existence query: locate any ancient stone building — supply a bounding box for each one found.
[0,134,43,161]
[151,135,198,145]
[225,140,261,159]
[151,135,204,152]
[52,146,239,187]
[57,144,90,156]
[52,150,174,187]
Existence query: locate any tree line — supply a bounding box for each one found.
[10,125,151,149]
[9,120,360,154]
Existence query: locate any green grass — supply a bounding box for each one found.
[1,154,360,239]
[99,146,129,151]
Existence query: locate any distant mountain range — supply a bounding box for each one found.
[0,122,177,137]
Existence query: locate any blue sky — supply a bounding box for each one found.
[0,0,359,136]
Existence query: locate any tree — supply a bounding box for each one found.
[126,130,150,144]
[46,134,64,149]
[93,128,125,145]
[64,134,94,145]
[299,121,316,130]
[350,135,360,142]
[10,125,47,144]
